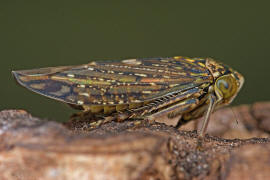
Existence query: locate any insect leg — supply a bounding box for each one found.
[69,110,117,129]
[146,98,199,123]
[88,115,117,129]
[128,87,203,120]
[197,93,217,138]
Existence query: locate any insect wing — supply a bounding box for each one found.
[12,57,213,106]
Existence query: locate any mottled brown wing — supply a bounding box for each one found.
[12,56,213,106]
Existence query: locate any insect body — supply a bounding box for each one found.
[12,56,244,137]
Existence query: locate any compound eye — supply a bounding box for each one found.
[215,75,238,100]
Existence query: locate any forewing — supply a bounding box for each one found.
[12,57,213,106]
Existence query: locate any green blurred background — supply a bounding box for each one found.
[1,2,269,122]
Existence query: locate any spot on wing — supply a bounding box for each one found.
[49,85,71,96]
[122,59,142,65]
[30,83,46,90]
[89,61,97,66]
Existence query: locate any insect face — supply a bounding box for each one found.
[206,58,244,106]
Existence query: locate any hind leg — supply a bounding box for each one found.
[69,110,135,130]
[69,111,114,129]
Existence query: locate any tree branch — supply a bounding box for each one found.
[0,102,269,179]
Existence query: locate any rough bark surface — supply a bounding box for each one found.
[0,102,270,180]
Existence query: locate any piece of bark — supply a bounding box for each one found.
[0,102,269,180]
[252,102,270,132]
[221,143,270,179]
